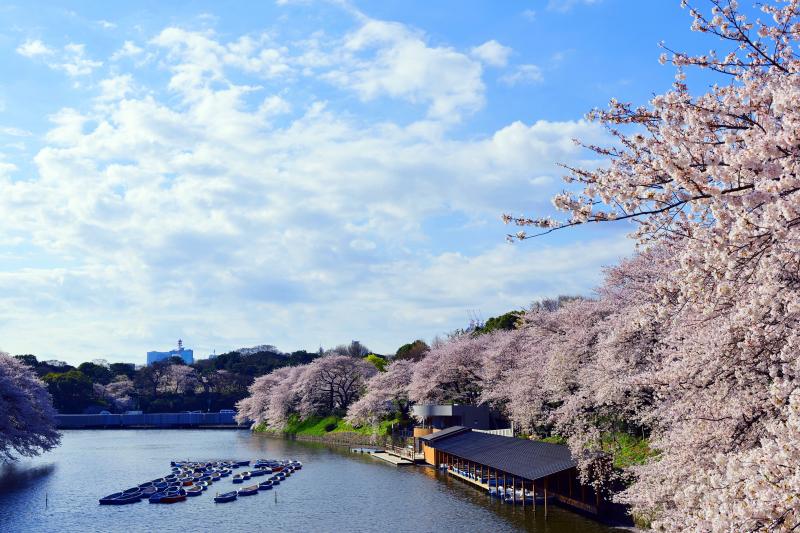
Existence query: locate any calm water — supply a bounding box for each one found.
[0,430,623,533]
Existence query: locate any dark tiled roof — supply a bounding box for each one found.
[419,426,471,442]
[424,429,576,481]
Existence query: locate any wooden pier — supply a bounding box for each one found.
[351,447,415,466]
[370,452,414,466]
[446,467,488,489]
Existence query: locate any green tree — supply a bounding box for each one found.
[364,353,387,372]
[395,340,429,362]
[78,362,113,385]
[43,370,95,413]
[109,362,136,379]
[134,361,171,397]
[13,354,39,369]
[474,310,523,335]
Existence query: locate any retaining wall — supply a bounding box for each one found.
[55,412,246,428]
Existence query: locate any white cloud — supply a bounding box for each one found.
[151,28,292,94]
[522,9,537,21]
[0,17,625,363]
[470,40,512,67]
[325,19,485,120]
[350,239,376,251]
[0,127,32,137]
[111,40,144,61]
[0,156,17,178]
[259,95,291,116]
[97,74,134,101]
[96,20,117,30]
[144,14,486,120]
[57,43,103,77]
[16,39,54,58]
[17,40,102,77]
[500,64,544,85]
[547,0,600,13]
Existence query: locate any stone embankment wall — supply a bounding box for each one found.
[56,412,245,428]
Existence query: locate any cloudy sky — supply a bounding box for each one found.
[0,0,696,364]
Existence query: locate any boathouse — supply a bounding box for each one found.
[419,427,601,515]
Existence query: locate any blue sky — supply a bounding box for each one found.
[0,0,701,364]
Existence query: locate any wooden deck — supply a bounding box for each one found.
[370,452,415,466]
[447,468,489,490]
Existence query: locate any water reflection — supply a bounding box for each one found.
[0,462,56,494]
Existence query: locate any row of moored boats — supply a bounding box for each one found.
[98,459,302,505]
[441,464,537,504]
[215,459,302,503]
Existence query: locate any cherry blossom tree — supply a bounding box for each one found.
[0,352,60,461]
[94,375,136,412]
[162,365,199,394]
[295,355,377,418]
[408,333,489,406]
[346,359,416,426]
[237,355,376,428]
[237,366,298,427]
[504,1,800,529]
[672,387,800,531]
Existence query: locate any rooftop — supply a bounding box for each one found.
[421,426,576,481]
[419,425,471,442]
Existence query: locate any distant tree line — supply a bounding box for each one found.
[12,345,329,414]
[236,309,525,428]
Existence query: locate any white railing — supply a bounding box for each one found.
[474,428,513,437]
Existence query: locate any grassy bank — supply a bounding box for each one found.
[254,415,401,438]
[603,433,655,469]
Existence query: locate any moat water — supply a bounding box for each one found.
[0,430,624,532]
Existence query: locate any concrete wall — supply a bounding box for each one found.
[412,404,455,418]
[412,404,496,429]
[452,405,492,429]
[55,412,243,429]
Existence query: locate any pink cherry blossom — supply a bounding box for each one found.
[0,352,60,461]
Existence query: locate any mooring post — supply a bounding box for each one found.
[512,476,516,505]
[544,478,548,519]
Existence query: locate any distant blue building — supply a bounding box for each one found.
[147,339,194,365]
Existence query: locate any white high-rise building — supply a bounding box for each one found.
[147,339,194,365]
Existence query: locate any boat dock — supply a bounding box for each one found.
[350,447,415,466]
[370,452,414,466]
[447,466,488,489]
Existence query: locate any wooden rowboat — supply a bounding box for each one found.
[99,492,140,505]
[237,485,259,496]
[160,492,187,504]
[185,486,203,497]
[214,491,237,503]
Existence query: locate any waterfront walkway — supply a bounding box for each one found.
[370,451,414,466]
[350,447,416,466]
